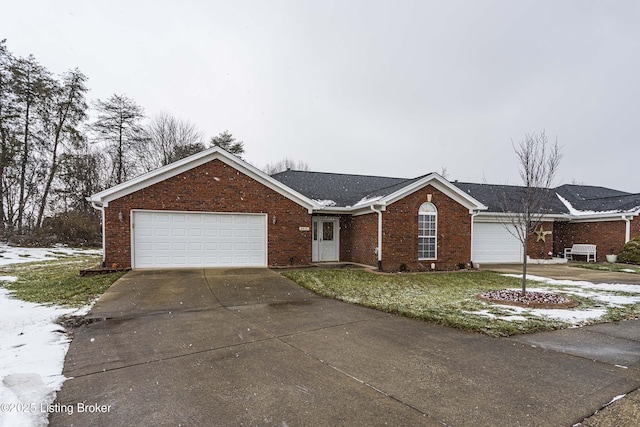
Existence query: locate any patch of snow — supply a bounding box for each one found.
[353,195,383,208]
[605,394,626,406]
[0,288,88,427]
[469,309,529,322]
[314,199,337,207]
[481,275,640,325]
[621,269,637,273]
[0,245,99,427]
[0,244,101,267]
[556,194,620,216]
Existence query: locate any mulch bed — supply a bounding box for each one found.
[79,267,130,277]
[477,289,580,309]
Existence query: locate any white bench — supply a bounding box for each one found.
[564,244,597,263]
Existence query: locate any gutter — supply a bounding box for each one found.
[370,205,384,271]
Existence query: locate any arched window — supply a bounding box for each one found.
[418,202,437,259]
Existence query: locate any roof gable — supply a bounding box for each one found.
[271,170,487,212]
[270,170,408,207]
[88,147,318,210]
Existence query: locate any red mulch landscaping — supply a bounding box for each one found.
[477,289,580,309]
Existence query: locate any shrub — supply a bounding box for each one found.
[618,235,640,265]
[9,211,101,247]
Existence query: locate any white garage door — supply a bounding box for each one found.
[132,211,267,268]
[472,222,523,263]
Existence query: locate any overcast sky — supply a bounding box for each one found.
[4,0,639,191]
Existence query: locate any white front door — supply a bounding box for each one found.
[312,217,339,262]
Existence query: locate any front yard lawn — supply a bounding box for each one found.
[281,269,640,337]
[573,263,640,274]
[0,255,126,307]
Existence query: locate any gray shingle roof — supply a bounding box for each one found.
[270,170,411,207]
[270,170,639,215]
[452,182,569,214]
[555,184,640,213]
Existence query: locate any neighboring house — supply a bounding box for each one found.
[453,182,640,263]
[88,147,640,270]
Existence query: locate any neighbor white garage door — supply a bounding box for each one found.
[472,222,523,263]
[132,211,267,268]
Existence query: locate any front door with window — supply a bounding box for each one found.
[312,217,339,262]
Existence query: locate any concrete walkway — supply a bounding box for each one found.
[51,268,640,426]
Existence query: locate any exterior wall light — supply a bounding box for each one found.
[272,215,277,225]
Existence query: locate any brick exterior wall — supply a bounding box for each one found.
[381,185,472,271]
[527,221,555,259]
[340,213,379,267]
[103,159,312,268]
[553,220,628,262]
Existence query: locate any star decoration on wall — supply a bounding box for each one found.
[535,225,552,242]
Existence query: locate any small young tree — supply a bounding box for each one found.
[499,130,562,293]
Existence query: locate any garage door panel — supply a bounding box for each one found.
[473,222,523,263]
[133,211,266,268]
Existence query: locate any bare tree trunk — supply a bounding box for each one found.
[37,92,70,226]
[16,102,30,231]
[522,234,528,293]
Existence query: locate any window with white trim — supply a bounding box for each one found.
[418,202,437,259]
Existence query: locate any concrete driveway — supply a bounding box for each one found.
[51,268,640,426]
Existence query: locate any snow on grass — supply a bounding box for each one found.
[469,274,640,326]
[0,288,83,427]
[0,243,101,267]
[0,245,100,427]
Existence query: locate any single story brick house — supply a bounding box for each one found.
[88,147,640,270]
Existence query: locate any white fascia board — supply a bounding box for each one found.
[88,147,319,211]
[311,205,387,216]
[568,212,638,223]
[380,173,488,212]
[473,212,569,223]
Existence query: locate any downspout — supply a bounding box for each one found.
[470,210,479,268]
[90,200,107,266]
[370,205,384,271]
[623,215,632,243]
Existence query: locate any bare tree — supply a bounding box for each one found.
[137,111,204,171]
[439,166,449,179]
[498,130,562,293]
[263,158,310,175]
